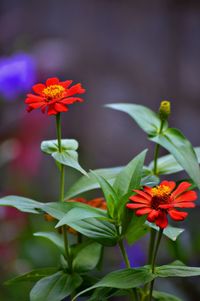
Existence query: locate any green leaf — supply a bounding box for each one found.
[146,222,184,241]
[88,287,129,301]
[113,150,147,198]
[150,128,200,188]
[5,268,57,285]
[34,232,64,254]
[91,171,120,218]
[148,146,200,176]
[41,139,78,154]
[41,139,87,175]
[30,271,82,301]
[156,261,200,277]
[72,241,102,273]
[68,218,118,246]
[106,103,168,136]
[153,290,182,301]
[65,167,122,199]
[141,174,159,187]
[41,202,72,220]
[56,203,107,228]
[0,195,43,214]
[74,267,155,300]
[125,216,149,244]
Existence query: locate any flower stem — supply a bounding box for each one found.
[153,119,164,175]
[56,113,72,272]
[148,228,163,301]
[118,239,138,301]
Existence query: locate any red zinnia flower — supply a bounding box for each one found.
[25,77,85,115]
[126,181,197,229]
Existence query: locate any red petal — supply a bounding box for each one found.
[126,203,147,209]
[143,186,153,196]
[60,80,73,88]
[147,210,159,222]
[32,83,46,95]
[135,208,152,216]
[174,191,197,203]
[133,189,152,201]
[54,103,68,113]
[25,95,44,104]
[160,181,176,192]
[171,182,191,198]
[129,195,150,205]
[66,83,86,97]
[47,105,58,115]
[28,102,45,109]
[168,209,188,221]
[61,97,83,104]
[46,77,59,86]
[155,211,168,229]
[173,202,196,208]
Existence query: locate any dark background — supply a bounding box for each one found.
[0,1,200,300]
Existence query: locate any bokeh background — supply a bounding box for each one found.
[0,0,200,300]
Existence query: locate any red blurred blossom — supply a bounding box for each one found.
[126,181,197,229]
[25,77,85,115]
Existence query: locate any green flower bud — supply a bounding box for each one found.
[159,100,171,120]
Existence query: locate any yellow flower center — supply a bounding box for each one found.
[151,185,171,209]
[152,185,171,198]
[43,84,65,99]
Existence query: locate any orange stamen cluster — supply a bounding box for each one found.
[152,185,171,198]
[43,84,65,99]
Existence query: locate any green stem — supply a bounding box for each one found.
[118,239,138,301]
[153,119,164,175]
[148,229,157,265]
[148,228,163,301]
[56,113,72,272]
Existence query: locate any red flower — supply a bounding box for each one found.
[25,77,85,115]
[126,181,197,229]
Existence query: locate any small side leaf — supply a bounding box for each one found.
[156,262,200,278]
[41,139,78,154]
[153,290,182,301]
[146,222,184,241]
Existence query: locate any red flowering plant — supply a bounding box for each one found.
[1,79,200,301]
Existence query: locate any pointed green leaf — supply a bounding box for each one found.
[73,242,102,273]
[156,261,200,277]
[5,268,57,285]
[74,267,155,300]
[125,216,149,244]
[141,174,159,187]
[91,171,120,218]
[65,167,122,199]
[68,218,118,246]
[41,202,72,220]
[150,128,200,188]
[153,290,182,301]
[106,103,168,135]
[148,147,200,175]
[53,150,87,175]
[41,139,78,154]
[34,232,64,254]
[30,271,82,301]
[146,222,184,241]
[113,150,147,198]
[0,195,43,214]
[56,203,107,228]
[41,139,86,175]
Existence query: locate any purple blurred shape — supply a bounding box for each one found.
[0,53,36,101]
[121,242,146,268]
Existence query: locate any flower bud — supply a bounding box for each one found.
[159,100,171,120]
